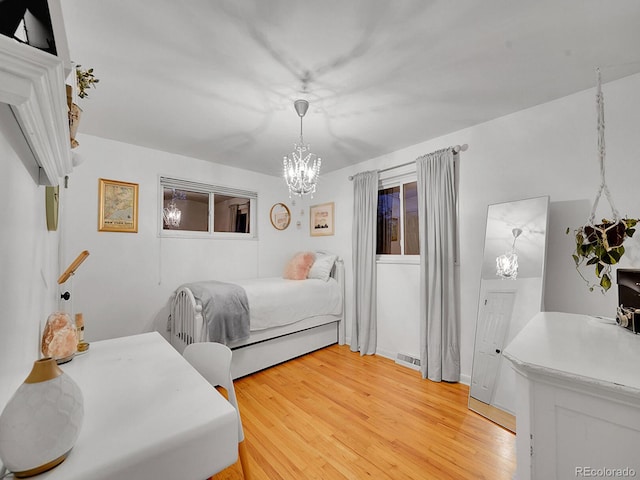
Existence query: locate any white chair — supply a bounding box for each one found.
[183,342,251,479]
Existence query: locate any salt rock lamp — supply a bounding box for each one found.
[41,312,77,364]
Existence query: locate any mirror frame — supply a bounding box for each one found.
[270,203,291,230]
[468,195,550,432]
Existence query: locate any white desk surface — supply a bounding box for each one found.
[31,332,238,480]
[503,311,640,395]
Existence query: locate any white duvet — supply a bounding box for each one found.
[232,277,343,331]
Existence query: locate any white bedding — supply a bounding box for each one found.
[232,277,343,331]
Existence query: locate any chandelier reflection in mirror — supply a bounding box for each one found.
[163,189,185,228]
[496,228,523,279]
[283,99,321,197]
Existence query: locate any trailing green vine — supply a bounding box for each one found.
[75,65,99,99]
[567,217,638,292]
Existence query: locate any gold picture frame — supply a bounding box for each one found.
[98,178,139,233]
[310,202,334,236]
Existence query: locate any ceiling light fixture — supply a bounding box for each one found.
[283,99,321,197]
[496,228,522,279]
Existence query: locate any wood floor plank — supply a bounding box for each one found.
[212,345,515,480]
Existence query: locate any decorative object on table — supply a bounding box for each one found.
[567,68,638,293]
[58,250,90,285]
[270,203,291,230]
[615,269,640,334]
[75,313,90,354]
[496,228,522,279]
[310,202,334,236]
[283,99,322,198]
[0,358,84,478]
[67,65,99,149]
[98,178,139,233]
[41,312,78,364]
[58,250,90,319]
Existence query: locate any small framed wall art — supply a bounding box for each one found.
[310,202,334,236]
[98,178,139,233]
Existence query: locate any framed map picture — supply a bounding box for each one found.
[98,178,139,233]
[310,202,334,236]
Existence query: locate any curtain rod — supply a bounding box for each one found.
[348,143,468,181]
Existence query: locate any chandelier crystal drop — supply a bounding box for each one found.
[283,99,321,197]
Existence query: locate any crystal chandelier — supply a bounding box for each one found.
[283,99,321,197]
[496,228,522,279]
[163,189,182,228]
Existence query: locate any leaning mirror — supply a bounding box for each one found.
[469,195,550,431]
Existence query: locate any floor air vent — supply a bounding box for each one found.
[396,353,421,369]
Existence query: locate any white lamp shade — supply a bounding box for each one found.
[0,358,84,477]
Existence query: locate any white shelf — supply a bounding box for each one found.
[0,0,72,186]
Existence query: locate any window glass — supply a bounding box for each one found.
[213,194,251,233]
[162,188,208,232]
[377,186,401,254]
[403,181,419,255]
[376,181,420,256]
[159,177,257,238]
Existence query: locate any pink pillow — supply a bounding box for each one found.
[283,252,316,280]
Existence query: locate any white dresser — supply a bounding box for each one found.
[503,312,640,480]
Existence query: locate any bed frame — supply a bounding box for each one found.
[170,258,345,379]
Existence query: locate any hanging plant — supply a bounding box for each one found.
[567,68,638,293]
[75,65,99,99]
[568,218,638,292]
[68,65,99,149]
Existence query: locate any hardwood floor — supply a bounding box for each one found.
[212,345,515,480]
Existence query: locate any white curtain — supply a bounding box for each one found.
[229,204,238,232]
[416,149,460,382]
[351,170,379,355]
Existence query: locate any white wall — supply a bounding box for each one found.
[0,105,60,407]
[62,135,303,342]
[321,72,640,382]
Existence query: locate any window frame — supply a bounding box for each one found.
[374,156,460,265]
[158,176,258,240]
[376,166,420,264]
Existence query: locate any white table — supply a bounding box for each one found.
[27,332,238,479]
[504,312,640,480]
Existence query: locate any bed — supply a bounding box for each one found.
[169,252,345,378]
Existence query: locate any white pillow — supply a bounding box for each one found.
[307,252,337,282]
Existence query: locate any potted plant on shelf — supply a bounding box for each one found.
[67,65,99,149]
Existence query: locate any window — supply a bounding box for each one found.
[159,177,257,238]
[377,178,419,256]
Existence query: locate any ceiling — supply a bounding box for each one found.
[60,0,640,177]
